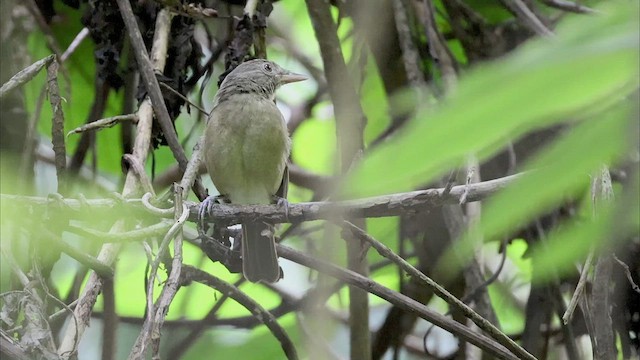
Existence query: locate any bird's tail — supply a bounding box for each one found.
[242,221,280,283]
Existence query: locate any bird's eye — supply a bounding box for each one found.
[263,63,273,72]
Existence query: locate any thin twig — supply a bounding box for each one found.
[499,0,555,37]
[67,114,138,136]
[563,251,594,324]
[0,55,54,99]
[179,137,205,200]
[128,191,188,360]
[24,0,64,57]
[66,222,172,243]
[541,0,595,14]
[613,254,640,294]
[47,59,68,194]
[61,27,90,62]
[165,278,245,359]
[42,229,114,278]
[122,155,155,196]
[158,82,208,116]
[150,186,185,359]
[181,265,299,360]
[277,245,519,360]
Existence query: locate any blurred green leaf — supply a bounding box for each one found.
[488,282,524,335]
[361,56,391,145]
[530,171,639,282]
[443,102,631,274]
[342,2,639,198]
[291,107,337,176]
[181,313,302,360]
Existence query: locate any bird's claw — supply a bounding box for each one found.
[272,195,289,220]
[199,194,230,231]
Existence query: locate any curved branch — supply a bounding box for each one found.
[180,265,299,360]
[276,245,518,360]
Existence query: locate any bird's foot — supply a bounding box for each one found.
[272,195,289,220]
[199,194,230,230]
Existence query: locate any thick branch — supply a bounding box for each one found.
[3,173,522,224]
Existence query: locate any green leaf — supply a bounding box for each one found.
[341,2,639,198]
[291,107,337,176]
[361,56,391,145]
[440,102,632,276]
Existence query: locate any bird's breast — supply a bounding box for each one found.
[204,95,290,204]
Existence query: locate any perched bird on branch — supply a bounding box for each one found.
[202,59,306,283]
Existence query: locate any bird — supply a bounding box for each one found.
[202,59,306,283]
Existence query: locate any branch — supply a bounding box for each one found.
[196,173,521,224]
[342,222,536,360]
[46,58,68,194]
[66,114,138,136]
[499,0,554,37]
[0,55,54,99]
[590,166,616,359]
[541,0,595,14]
[3,172,522,224]
[115,0,206,200]
[391,0,426,88]
[419,0,458,91]
[276,245,519,360]
[128,186,187,360]
[57,8,175,358]
[42,229,114,278]
[180,266,299,360]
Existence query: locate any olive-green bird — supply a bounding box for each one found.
[203,59,306,283]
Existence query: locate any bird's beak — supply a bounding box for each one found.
[280,71,308,84]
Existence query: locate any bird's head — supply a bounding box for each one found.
[218,59,307,101]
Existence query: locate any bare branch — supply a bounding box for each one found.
[115,0,206,200]
[499,0,554,37]
[66,114,138,136]
[342,222,535,360]
[57,8,176,358]
[277,245,519,360]
[47,59,68,194]
[0,55,54,99]
[541,0,595,14]
[2,172,523,224]
[180,265,299,360]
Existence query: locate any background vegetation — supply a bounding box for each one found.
[0,0,638,359]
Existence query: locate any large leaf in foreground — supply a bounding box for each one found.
[341,2,639,198]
